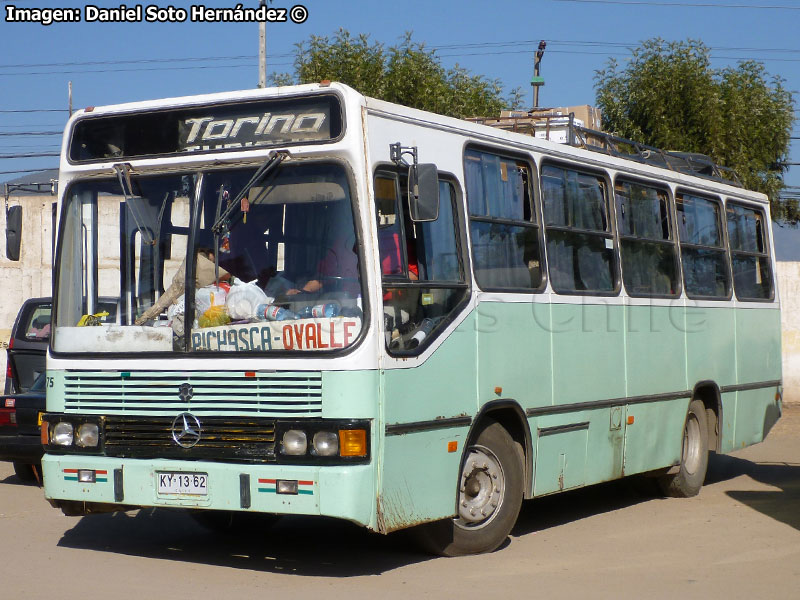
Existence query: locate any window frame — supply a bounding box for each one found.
[463,145,547,294]
[675,189,731,301]
[540,160,620,297]
[613,176,681,299]
[373,164,471,357]
[725,199,775,303]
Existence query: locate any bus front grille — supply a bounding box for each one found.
[103,416,276,462]
[63,370,323,417]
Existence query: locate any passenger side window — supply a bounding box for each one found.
[376,170,467,353]
[615,180,679,297]
[676,193,730,299]
[541,164,616,293]
[726,202,773,300]
[464,149,543,291]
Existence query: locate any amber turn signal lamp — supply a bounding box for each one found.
[40,420,49,445]
[447,441,458,453]
[339,429,367,457]
[627,416,635,425]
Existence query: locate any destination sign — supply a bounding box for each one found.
[69,94,342,162]
[190,317,360,352]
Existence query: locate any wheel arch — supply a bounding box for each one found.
[692,380,722,453]
[466,400,533,499]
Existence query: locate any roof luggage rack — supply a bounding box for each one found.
[468,111,742,188]
[570,125,742,188]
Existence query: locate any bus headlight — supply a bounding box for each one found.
[281,429,308,455]
[52,422,74,446]
[76,423,100,447]
[313,431,339,456]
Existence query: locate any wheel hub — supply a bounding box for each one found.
[456,444,505,529]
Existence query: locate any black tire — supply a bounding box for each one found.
[414,420,524,556]
[189,510,280,534]
[13,462,38,483]
[658,399,709,497]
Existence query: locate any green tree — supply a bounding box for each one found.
[271,29,519,119]
[595,39,796,221]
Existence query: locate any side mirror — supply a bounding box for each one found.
[408,163,439,222]
[6,205,22,261]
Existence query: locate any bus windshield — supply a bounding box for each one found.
[53,161,364,354]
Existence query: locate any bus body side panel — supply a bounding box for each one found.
[622,304,688,476]
[475,300,552,407]
[377,314,477,532]
[541,302,626,491]
[733,306,782,448]
[686,305,738,452]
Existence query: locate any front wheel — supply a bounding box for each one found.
[658,399,709,497]
[414,420,523,556]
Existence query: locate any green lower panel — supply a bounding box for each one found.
[622,399,687,476]
[379,426,467,532]
[534,425,588,496]
[734,389,782,450]
[42,455,376,528]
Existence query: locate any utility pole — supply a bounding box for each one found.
[258,0,267,88]
[532,41,546,109]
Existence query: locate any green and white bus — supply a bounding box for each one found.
[41,83,782,555]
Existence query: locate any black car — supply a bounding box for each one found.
[0,372,45,481]
[5,297,117,395]
[5,297,51,394]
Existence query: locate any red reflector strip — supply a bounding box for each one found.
[245,371,256,378]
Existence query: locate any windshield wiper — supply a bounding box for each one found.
[210,149,289,235]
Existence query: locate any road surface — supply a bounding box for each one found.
[1,405,798,599]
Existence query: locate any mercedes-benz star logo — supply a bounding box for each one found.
[171,412,202,448]
[178,383,194,403]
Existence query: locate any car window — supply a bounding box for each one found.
[23,305,52,341]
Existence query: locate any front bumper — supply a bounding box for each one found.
[41,454,376,528]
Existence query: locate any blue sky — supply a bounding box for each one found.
[1,0,798,193]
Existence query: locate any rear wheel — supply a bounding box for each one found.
[658,399,709,497]
[414,420,523,556]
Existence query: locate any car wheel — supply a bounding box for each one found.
[13,462,38,483]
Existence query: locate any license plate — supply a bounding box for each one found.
[157,471,208,496]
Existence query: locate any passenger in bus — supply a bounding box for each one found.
[286,231,360,297]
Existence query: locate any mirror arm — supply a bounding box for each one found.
[390,142,418,168]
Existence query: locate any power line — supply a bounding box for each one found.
[0,39,797,78]
[0,109,68,113]
[0,167,58,176]
[0,62,276,78]
[0,132,62,137]
[0,152,60,159]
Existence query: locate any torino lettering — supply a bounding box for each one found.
[184,112,327,144]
